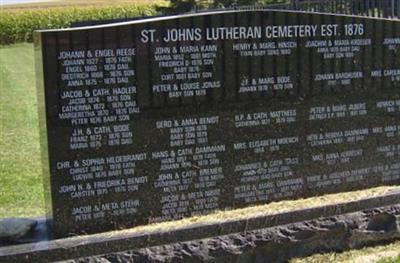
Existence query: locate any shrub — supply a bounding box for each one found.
[0,4,160,45]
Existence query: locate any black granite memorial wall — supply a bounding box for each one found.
[34,10,400,237]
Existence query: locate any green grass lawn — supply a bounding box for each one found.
[292,241,400,263]
[0,43,399,262]
[379,255,400,263]
[0,43,45,217]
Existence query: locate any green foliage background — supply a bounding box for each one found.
[0,0,291,45]
[0,5,159,45]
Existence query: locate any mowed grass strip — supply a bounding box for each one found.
[291,240,400,263]
[0,43,44,217]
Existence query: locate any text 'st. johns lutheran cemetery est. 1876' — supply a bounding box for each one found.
[34,10,400,238]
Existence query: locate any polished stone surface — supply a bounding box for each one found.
[1,191,400,262]
[34,10,400,237]
[1,202,399,262]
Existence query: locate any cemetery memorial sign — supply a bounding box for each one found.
[34,10,400,238]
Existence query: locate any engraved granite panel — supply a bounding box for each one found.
[34,10,400,237]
